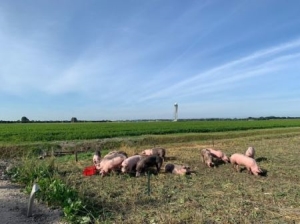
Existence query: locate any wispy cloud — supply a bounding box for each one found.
[140,37,300,102]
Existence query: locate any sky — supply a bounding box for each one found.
[1,0,300,121]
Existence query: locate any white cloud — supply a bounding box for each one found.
[139,37,300,102]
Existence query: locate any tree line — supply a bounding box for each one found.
[0,116,300,124]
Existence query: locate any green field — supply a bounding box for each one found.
[3,120,300,223]
[1,119,300,144]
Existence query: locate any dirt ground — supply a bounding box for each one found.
[0,160,65,224]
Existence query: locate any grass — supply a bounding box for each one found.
[3,123,300,223]
[49,128,300,223]
[2,125,300,159]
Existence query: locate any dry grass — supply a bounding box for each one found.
[54,130,300,224]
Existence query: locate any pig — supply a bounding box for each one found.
[206,148,229,163]
[103,151,128,160]
[121,155,142,174]
[165,163,191,175]
[200,149,215,167]
[99,155,126,177]
[141,148,166,159]
[136,155,163,177]
[245,146,255,159]
[230,153,263,176]
[93,150,101,170]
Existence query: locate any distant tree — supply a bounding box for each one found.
[21,116,30,123]
[71,117,78,123]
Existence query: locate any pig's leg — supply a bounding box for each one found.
[100,170,105,177]
[237,165,241,172]
[155,163,160,174]
[232,164,237,171]
[235,164,240,172]
[247,168,252,175]
[131,164,137,173]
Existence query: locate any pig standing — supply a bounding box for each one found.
[165,163,191,175]
[121,155,142,174]
[136,155,163,177]
[207,148,229,163]
[141,148,166,159]
[230,153,263,176]
[245,146,255,159]
[200,149,215,167]
[99,154,127,177]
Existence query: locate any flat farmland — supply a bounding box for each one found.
[2,120,300,223]
[1,119,300,144]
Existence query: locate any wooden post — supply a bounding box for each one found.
[75,151,78,162]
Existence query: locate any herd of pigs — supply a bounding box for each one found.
[92,146,265,177]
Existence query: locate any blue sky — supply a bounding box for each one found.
[1,0,300,121]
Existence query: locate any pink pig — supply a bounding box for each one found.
[99,155,126,177]
[121,155,142,173]
[245,146,255,159]
[200,149,215,167]
[93,150,101,170]
[230,153,263,176]
[141,148,166,159]
[141,149,153,155]
[207,148,229,163]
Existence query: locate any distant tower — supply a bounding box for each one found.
[174,103,178,121]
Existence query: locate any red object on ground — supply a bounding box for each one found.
[83,166,97,176]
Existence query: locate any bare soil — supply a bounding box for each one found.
[0,160,65,224]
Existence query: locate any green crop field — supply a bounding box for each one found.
[1,119,300,144]
[2,120,300,223]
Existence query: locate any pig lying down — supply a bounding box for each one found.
[121,155,142,174]
[136,155,163,177]
[245,146,255,159]
[165,164,191,175]
[200,149,215,167]
[230,153,263,176]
